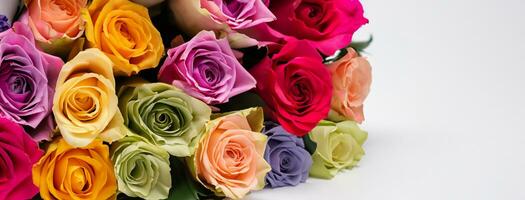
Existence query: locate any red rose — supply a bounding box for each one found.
[250,39,332,136]
[244,0,368,55]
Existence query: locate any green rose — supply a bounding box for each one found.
[110,133,171,200]
[118,82,211,157]
[308,120,367,179]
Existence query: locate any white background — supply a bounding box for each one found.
[251,0,525,199]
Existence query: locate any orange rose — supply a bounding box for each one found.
[82,0,164,76]
[327,48,372,123]
[189,108,270,199]
[32,138,117,200]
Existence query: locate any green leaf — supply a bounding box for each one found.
[324,35,374,63]
[168,157,220,200]
[303,134,318,155]
[349,35,374,55]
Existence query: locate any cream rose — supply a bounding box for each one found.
[53,48,125,147]
[308,120,367,179]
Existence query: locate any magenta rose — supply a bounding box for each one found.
[245,0,368,55]
[250,39,332,136]
[0,22,63,141]
[158,30,256,104]
[0,117,44,199]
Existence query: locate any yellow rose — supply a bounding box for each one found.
[53,48,125,147]
[32,138,117,200]
[82,0,164,76]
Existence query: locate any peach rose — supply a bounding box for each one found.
[327,48,372,123]
[189,108,270,199]
[24,0,87,55]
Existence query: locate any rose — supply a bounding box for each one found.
[32,138,118,200]
[308,120,367,179]
[0,117,43,199]
[168,0,276,48]
[110,134,171,200]
[327,48,372,123]
[118,82,211,156]
[244,0,369,55]
[0,22,63,141]
[262,121,312,188]
[83,0,164,76]
[53,48,125,147]
[158,30,256,105]
[250,39,332,136]
[189,107,270,199]
[169,0,275,31]
[23,0,87,56]
[168,0,275,47]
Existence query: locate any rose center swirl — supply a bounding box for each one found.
[143,100,191,137]
[65,86,101,122]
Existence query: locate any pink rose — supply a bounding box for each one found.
[158,31,256,104]
[168,0,275,47]
[327,48,372,123]
[0,117,44,199]
[244,0,369,55]
[200,0,276,29]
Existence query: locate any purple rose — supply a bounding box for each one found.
[263,121,313,188]
[158,30,256,104]
[0,22,63,141]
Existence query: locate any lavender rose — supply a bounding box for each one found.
[158,30,256,104]
[0,23,63,141]
[263,122,312,188]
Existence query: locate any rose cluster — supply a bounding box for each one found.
[0,0,372,199]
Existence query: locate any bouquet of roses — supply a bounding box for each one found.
[0,0,372,199]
